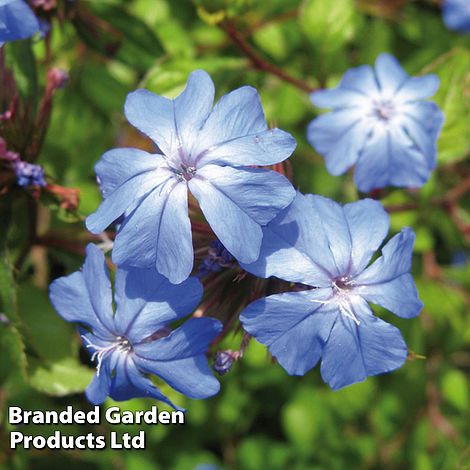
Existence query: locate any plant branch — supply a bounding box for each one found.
[221,20,315,93]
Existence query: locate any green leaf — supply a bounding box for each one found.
[253,23,289,61]
[281,386,322,454]
[0,324,27,384]
[426,49,470,164]
[441,369,469,411]
[0,238,27,384]
[4,40,38,103]
[18,284,76,361]
[74,4,164,71]
[29,357,93,396]
[300,0,360,53]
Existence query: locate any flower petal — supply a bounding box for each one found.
[311,87,369,109]
[134,319,222,400]
[343,199,390,275]
[174,70,215,154]
[107,354,180,409]
[94,148,162,198]
[320,296,408,390]
[124,89,177,156]
[395,75,440,102]
[189,165,295,264]
[387,125,435,188]
[354,228,423,318]
[340,64,380,96]
[85,366,111,405]
[375,53,408,98]
[114,271,203,343]
[134,318,222,360]
[353,126,392,192]
[49,244,115,337]
[240,289,336,375]
[195,128,296,167]
[111,180,193,284]
[86,170,165,234]
[0,0,39,43]
[242,193,348,285]
[307,108,367,175]
[193,86,267,158]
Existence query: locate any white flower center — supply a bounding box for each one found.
[82,335,132,376]
[371,99,396,122]
[311,278,361,325]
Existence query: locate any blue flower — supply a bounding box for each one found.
[443,0,470,32]
[49,244,222,408]
[86,70,296,284]
[0,0,39,45]
[307,54,444,192]
[14,161,47,187]
[240,193,423,390]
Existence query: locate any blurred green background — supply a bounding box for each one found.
[1,0,470,468]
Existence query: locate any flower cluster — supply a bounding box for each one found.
[0,137,46,187]
[240,194,422,389]
[50,244,221,408]
[50,59,431,406]
[307,54,443,192]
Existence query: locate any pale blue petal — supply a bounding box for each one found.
[395,75,440,102]
[85,365,111,405]
[320,296,408,390]
[49,244,115,337]
[111,180,193,284]
[387,125,434,188]
[114,270,203,343]
[155,182,193,284]
[354,228,423,318]
[357,273,423,319]
[189,165,295,264]
[94,148,162,198]
[241,193,344,286]
[311,87,369,109]
[343,199,390,275]
[306,195,352,275]
[307,109,367,175]
[135,320,221,400]
[81,244,115,332]
[402,101,444,146]
[108,354,180,409]
[124,89,177,156]
[375,53,408,97]
[443,0,470,32]
[240,289,336,375]
[194,128,296,167]
[192,86,267,160]
[86,170,165,234]
[136,355,220,400]
[134,318,222,359]
[354,126,392,192]
[0,0,39,43]
[174,70,215,154]
[354,228,415,284]
[339,64,380,96]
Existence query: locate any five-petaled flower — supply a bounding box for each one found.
[442,0,470,32]
[307,54,444,192]
[86,70,296,284]
[240,193,423,390]
[0,0,39,45]
[49,244,222,408]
